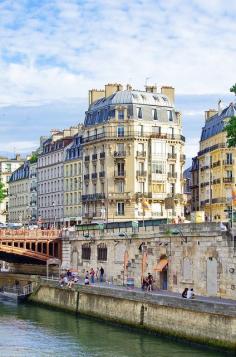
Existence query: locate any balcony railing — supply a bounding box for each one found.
[100,152,105,159]
[212,178,221,185]
[136,170,147,177]
[200,182,209,187]
[223,160,233,165]
[168,172,177,179]
[114,170,126,178]
[136,151,146,157]
[92,154,97,161]
[91,173,97,179]
[84,156,90,162]
[108,192,132,200]
[99,171,105,178]
[82,132,185,143]
[82,193,106,201]
[223,177,234,183]
[114,151,126,158]
[212,197,226,204]
[212,160,221,168]
[84,174,90,180]
[168,153,177,160]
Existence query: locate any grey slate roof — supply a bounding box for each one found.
[201,102,236,142]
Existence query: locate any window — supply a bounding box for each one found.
[82,243,91,260]
[227,170,232,178]
[167,110,173,121]
[152,161,165,174]
[117,126,124,137]
[226,153,232,165]
[117,202,125,215]
[118,110,124,120]
[139,182,145,193]
[117,143,124,152]
[152,126,161,135]
[136,107,142,119]
[170,183,175,195]
[116,181,124,193]
[97,243,107,261]
[117,162,125,176]
[152,108,158,120]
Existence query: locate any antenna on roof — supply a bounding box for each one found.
[145,77,150,86]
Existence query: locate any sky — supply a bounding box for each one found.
[0,0,235,166]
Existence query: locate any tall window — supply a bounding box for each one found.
[117,126,124,137]
[118,110,124,120]
[136,107,142,119]
[117,202,125,215]
[82,243,91,260]
[167,110,173,121]
[97,243,107,261]
[152,108,158,120]
[152,161,165,174]
[226,153,232,164]
[116,181,124,193]
[117,162,125,176]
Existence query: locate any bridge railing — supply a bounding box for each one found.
[0,229,61,239]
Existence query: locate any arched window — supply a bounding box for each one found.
[82,243,91,260]
[97,243,107,261]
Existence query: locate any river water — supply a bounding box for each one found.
[0,297,229,357]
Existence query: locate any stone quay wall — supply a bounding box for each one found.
[61,223,236,299]
[30,281,236,351]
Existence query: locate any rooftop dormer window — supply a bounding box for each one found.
[152,108,158,120]
[137,107,142,119]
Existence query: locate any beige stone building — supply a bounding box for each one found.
[37,127,80,228]
[192,101,236,222]
[0,155,24,223]
[64,133,83,226]
[82,83,185,223]
[8,161,38,224]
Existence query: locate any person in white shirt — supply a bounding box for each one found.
[187,288,194,299]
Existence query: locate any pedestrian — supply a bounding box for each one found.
[90,268,95,283]
[187,288,194,299]
[182,288,188,298]
[100,266,104,282]
[84,276,89,285]
[147,273,154,291]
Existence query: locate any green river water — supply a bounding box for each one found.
[0,297,230,357]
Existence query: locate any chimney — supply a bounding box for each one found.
[145,85,157,93]
[205,109,218,121]
[105,83,123,98]
[218,99,223,114]
[88,89,105,105]
[126,84,132,91]
[161,86,175,105]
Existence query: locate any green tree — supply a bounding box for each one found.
[230,83,236,96]
[225,116,236,147]
[29,153,38,164]
[0,180,6,204]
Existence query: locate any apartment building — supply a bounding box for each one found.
[192,101,236,222]
[82,83,185,223]
[0,155,24,223]
[64,133,83,226]
[37,127,79,228]
[8,160,37,224]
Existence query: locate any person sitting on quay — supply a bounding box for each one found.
[187,288,195,299]
[182,288,188,298]
[84,273,90,285]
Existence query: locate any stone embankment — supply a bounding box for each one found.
[30,281,236,351]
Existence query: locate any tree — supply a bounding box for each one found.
[230,84,236,96]
[0,180,6,204]
[29,153,38,164]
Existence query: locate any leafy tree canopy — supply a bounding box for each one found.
[230,84,236,95]
[29,154,38,164]
[0,180,6,204]
[224,116,236,147]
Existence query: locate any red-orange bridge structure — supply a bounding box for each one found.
[0,229,62,265]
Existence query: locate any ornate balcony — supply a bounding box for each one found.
[113,151,126,158]
[114,170,126,179]
[168,153,177,160]
[136,170,147,177]
[223,177,234,183]
[136,151,146,158]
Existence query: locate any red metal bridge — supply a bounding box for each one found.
[0,229,62,264]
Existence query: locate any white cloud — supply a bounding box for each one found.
[0,141,38,153]
[0,0,235,106]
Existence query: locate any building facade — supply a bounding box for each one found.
[192,102,236,222]
[8,160,37,224]
[37,128,79,228]
[82,83,185,223]
[64,134,83,226]
[0,155,24,223]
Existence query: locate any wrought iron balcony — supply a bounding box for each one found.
[114,170,126,178]
[223,160,233,165]
[168,172,177,179]
[136,170,147,177]
[82,193,106,201]
[223,177,234,183]
[136,151,146,157]
[99,171,105,178]
[168,153,177,160]
[114,151,126,158]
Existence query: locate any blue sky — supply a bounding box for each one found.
[0,0,235,166]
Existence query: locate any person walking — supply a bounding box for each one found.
[100,266,104,282]
[90,268,95,284]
